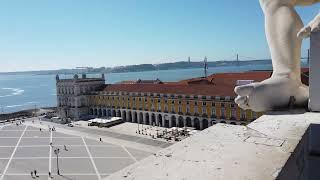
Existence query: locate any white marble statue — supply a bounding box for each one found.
[234,0,320,112]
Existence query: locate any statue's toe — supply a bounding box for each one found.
[235,96,250,110]
[234,84,255,96]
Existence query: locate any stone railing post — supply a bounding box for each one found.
[309,31,320,112]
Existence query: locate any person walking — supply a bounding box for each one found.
[99,137,102,142]
[30,171,34,178]
[64,145,68,151]
[34,170,38,177]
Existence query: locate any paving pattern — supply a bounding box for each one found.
[0,124,152,180]
[40,118,173,148]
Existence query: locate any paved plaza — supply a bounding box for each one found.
[0,124,153,180]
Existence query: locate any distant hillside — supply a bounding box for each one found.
[0,59,273,75]
[109,59,272,73]
[155,60,272,71]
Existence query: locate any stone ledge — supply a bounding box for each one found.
[105,109,320,180]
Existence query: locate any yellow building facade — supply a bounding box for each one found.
[88,91,263,130]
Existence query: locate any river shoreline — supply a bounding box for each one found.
[0,106,56,120]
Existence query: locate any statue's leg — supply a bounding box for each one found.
[234,0,309,112]
[261,0,302,80]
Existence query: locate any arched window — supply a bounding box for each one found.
[221,108,225,118]
[231,108,236,119]
[211,107,216,117]
[202,106,206,114]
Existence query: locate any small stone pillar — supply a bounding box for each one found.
[149,113,153,125]
[137,113,141,124]
[162,118,165,127]
[133,113,137,123]
[199,119,203,130]
[143,113,147,124]
[120,111,124,119]
[309,31,320,112]
[191,119,195,128]
[126,111,130,122]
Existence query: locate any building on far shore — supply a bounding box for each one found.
[56,69,309,130]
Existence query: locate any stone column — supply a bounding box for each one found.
[120,111,124,120]
[183,118,187,127]
[133,112,137,123]
[137,112,141,124]
[126,111,131,122]
[169,118,172,128]
[162,117,165,128]
[149,113,153,126]
[191,119,195,128]
[309,31,320,111]
[199,119,204,130]
[143,113,147,124]
[155,114,159,126]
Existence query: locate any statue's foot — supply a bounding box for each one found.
[234,76,309,112]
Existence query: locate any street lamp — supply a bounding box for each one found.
[137,119,140,133]
[54,148,61,175]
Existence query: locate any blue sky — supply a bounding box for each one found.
[0,0,319,72]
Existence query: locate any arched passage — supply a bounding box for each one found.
[117,110,121,117]
[98,109,102,117]
[178,116,184,127]
[194,118,200,130]
[158,114,162,127]
[203,119,209,129]
[151,113,156,126]
[107,109,111,117]
[186,117,192,127]
[122,110,126,121]
[133,111,138,123]
[139,112,143,124]
[211,120,216,126]
[89,108,93,115]
[112,110,116,117]
[103,109,107,117]
[145,113,150,125]
[94,109,98,116]
[128,111,132,122]
[171,116,177,127]
[164,115,169,128]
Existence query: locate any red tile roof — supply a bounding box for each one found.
[103,69,309,97]
[104,83,234,97]
[208,71,272,88]
[177,77,212,85]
